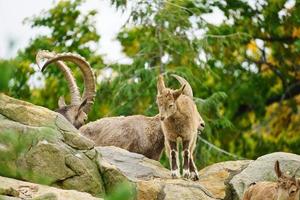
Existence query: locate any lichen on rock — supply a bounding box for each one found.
[0,93,104,197]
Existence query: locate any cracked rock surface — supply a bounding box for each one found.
[97,146,218,200]
[0,94,104,197]
[198,160,251,200]
[0,176,102,200]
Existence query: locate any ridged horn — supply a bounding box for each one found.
[40,52,96,113]
[171,74,193,98]
[36,50,81,105]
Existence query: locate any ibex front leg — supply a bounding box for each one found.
[182,140,190,178]
[167,140,180,178]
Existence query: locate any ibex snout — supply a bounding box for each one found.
[198,122,205,132]
[200,122,205,128]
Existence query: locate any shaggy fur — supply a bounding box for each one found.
[79,114,165,160]
[156,74,205,181]
[243,161,300,200]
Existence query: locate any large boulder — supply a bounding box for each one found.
[0,176,102,200]
[0,94,105,197]
[199,160,251,200]
[97,146,217,200]
[230,152,300,199]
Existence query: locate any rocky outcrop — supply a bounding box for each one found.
[0,176,102,200]
[97,146,218,200]
[0,94,104,197]
[199,160,251,200]
[1,94,300,200]
[97,146,254,200]
[230,152,300,199]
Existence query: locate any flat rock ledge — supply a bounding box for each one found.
[97,146,249,200]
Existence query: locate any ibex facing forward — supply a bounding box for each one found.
[156,74,205,181]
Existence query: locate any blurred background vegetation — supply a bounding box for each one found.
[1,0,300,169]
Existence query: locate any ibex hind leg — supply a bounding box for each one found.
[189,157,199,181]
[189,137,199,181]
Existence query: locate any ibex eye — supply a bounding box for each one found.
[169,104,173,108]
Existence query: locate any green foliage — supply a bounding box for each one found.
[3,0,103,112]
[0,60,13,92]
[105,182,136,200]
[0,131,27,178]
[0,131,52,185]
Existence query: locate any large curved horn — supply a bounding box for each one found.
[171,74,193,98]
[36,50,81,105]
[40,52,96,113]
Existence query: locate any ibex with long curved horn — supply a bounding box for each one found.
[37,50,164,159]
[36,50,96,128]
[156,74,205,181]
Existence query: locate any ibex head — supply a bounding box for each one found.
[36,50,96,128]
[156,74,185,121]
[274,160,300,200]
[55,97,88,129]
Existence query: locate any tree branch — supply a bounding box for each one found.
[257,36,296,43]
[245,55,287,88]
[267,81,300,105]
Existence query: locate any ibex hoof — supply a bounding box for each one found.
[183,169,190,179]
[171,170,180,179]
[190,171,199,181]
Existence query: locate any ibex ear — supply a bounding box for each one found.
[275,160,282,178]
[173,84,186,100]
[58,96,66,108]
[157,75,166,94]
[78,98,88,112]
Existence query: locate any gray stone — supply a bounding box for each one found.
[230,152,300,199]
[97,146,170,181]
[97,146,217,200]
[199,160,251,200]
